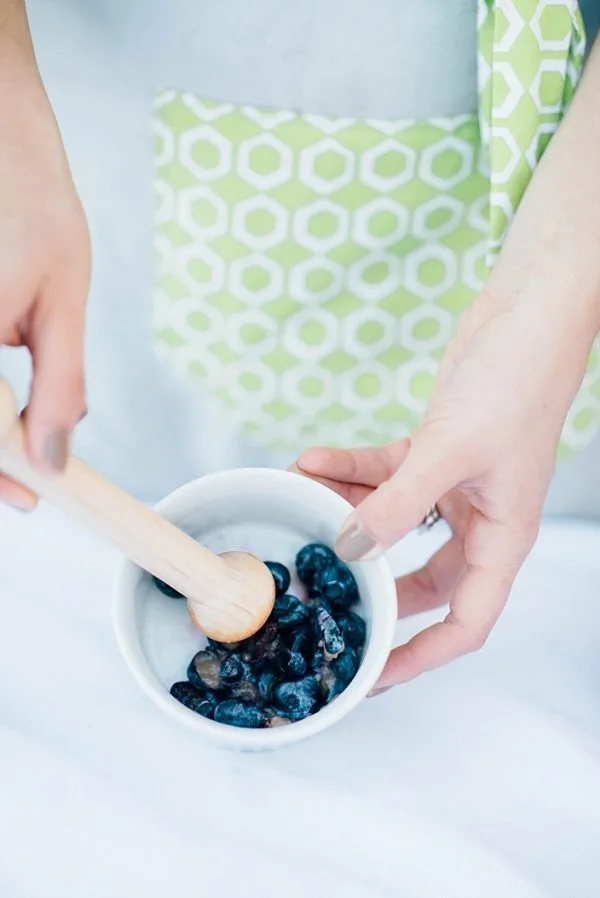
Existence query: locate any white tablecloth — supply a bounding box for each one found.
[0,505,599,898]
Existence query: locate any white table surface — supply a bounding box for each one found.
[0,504,599,897]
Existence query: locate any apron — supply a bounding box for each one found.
[153,0,598,458]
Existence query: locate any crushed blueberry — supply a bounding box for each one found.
[318,664,345,704]
[187,651,223,692]
[310,648,326,672]
[314,606,345,660]
[168,542,368,728]
[170,681,215,719]
[240,620,282,665]
[333,646,360,687]
[230,679,261,704]
[256,670,277,702]
[274,647,308,679]
[287,626,312,658]
[220,654,251,686]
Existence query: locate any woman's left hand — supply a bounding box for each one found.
[292,280,597,691]
[292,38,600,691]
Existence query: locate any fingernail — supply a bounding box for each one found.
[335,520,379,562]
[296,448,320,471]
[367,686,393,699]
[4,489,37,513]
[8,499,32,513]
[45,430,69,472]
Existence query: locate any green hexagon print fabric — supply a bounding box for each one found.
[153,0,600,456]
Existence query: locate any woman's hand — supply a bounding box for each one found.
[294,283,597,689]
[0,0,90,511]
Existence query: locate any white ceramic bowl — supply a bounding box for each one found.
[113,468,397,751]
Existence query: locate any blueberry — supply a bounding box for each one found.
[276,625,314,678]
[310,648,326,672]
[295,543,337,586]
[274,647,308,679]
[207,637,239,656]
[214,700,265,729]
[240,620,282,665]
[287,626,313,658]
[273,676,319,722]
[170,681,215,718]
[257,670,277,702]
[336,611,367,652]
[230,679,261,704]
[311,563,359,610]
[287,652,308,678]
[318,664,345,703]
[315,647,360,703]
[264,561,291,597]
[153,576,184,599]
[314,606,345,660]
[333,647,359,688]
[187,651,223,691]
[272,594,309,629]
[220,654,252,686]
[307,595,334,615]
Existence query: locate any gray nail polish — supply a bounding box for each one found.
[367,686,393,699]
[45,430,69,472]
[335,521,378,562]
[9,501,29,514]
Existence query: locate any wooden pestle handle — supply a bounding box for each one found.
[0,380,274,641]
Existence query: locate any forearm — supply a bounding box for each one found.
[490,36,600,336]
[0,0,65,179]
[0,0,39,88]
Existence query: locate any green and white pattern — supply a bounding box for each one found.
[153,0,600,454]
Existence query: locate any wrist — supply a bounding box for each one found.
[487,249,600,348]
[474,279,598,417]
[0,59,63,172]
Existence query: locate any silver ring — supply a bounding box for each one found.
[420,504,442,530]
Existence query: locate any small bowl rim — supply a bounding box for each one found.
[113,467,398,750]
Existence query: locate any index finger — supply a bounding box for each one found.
[297,440,410,487]
[289,463,374,507]
[26,294,86,470]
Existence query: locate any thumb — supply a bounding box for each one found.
[334,429,467,561]
[25,297,86,471]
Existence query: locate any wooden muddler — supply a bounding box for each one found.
[0,379,274,642]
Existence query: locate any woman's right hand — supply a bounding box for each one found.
[0,23,90,511]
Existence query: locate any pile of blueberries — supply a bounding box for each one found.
[156,543,367,728]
